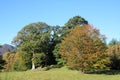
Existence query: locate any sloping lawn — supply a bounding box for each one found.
[0,67,120,80]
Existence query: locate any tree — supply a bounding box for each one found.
[50,26,65,65]
[109,39,119,46]
[2,50,15,72]
[53,44,66,65]
[53,16,88,65]
[61,16,88,36]
[0,46,5,71]
[0,55,5,71]
[12,22,54,70]
[107,39,120,70]
[59,25,109,73]
[65,16,88,28]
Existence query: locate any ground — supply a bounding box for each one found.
[0,67,120,80]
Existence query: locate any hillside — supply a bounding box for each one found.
[0,44,14,55]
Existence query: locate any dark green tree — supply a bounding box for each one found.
[61,16,88,36]
[65,16,88,28]
[109,39,119,46]
[53,16,88,65]
[50,26,65,65]
[0,46,5,71]
[0,55,5,71]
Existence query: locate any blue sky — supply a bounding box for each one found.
[0,0,120,45]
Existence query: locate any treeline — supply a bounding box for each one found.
[0,16,120,73]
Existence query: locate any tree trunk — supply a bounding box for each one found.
[32,50,35,70]
[32,61,35,70]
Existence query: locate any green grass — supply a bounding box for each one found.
[0,67,120,80]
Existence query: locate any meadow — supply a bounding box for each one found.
[0,67,120,80]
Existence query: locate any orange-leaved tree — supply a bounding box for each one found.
[59,24,110,73]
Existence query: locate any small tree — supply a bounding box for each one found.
[12,52,30,71]
[2,50,15,72]
[60,25,110,73]
[0,45,5,71]
[108,39,120,70]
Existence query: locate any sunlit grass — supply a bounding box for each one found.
[0,67,120,80]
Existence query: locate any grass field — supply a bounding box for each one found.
[0,67,120,80]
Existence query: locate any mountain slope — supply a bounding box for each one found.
[0,44,14,55]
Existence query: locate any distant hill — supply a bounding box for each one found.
[0,44,14,55]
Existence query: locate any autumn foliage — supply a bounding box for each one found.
[60,25,110,73]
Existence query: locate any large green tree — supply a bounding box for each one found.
[60,25,110,73]
[12,22,55,70]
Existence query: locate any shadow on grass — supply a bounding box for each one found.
[87,70,120,75]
